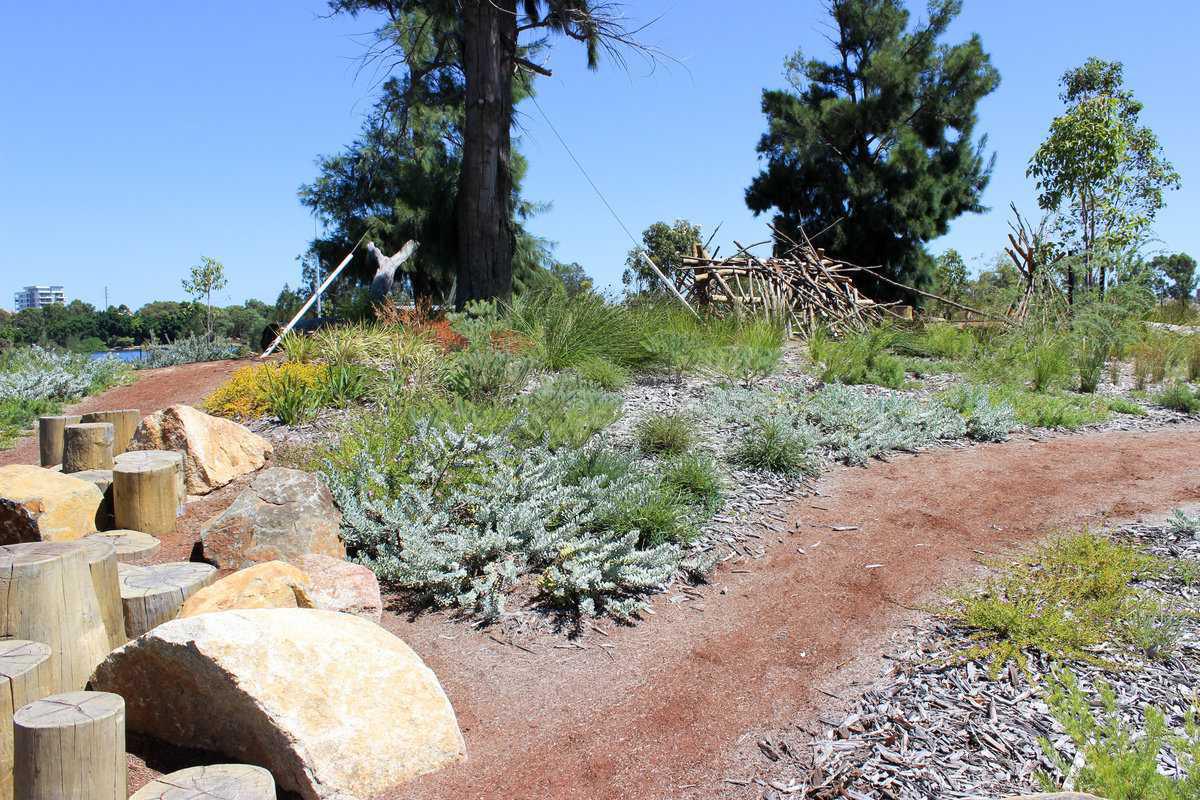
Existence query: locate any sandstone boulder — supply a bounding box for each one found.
[198,467,344,569]
[179,561,314,617]
[91,608,466,800]
[130,405,271,495]
[295,554,383,622]
[70,468,114,529]
[0,465,103,544]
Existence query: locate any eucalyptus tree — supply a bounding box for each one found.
[746,0,999,301]
[1028,58,1180,298]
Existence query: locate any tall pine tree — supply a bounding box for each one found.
[746,0,999,301]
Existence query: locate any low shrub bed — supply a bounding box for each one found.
[0,346,130,447]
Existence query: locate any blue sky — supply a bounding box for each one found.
[2,1,1196,311]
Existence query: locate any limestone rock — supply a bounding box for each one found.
[130,405,271,495]
[295,554,382,622]
[179,561,314,617]
[198,467,344,569]
[91,608,466,800]
[0,465,103,544]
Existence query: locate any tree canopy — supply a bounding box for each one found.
[1150,252,1197,303]
[745,0,999,302]
[623,220,702,293]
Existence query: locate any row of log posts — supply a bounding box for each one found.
[38,410,138,470]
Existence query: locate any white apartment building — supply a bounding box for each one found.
[14,285,66,311]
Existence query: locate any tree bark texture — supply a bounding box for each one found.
[455,0,518,308]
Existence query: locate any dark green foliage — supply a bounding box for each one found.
[1155,382,1200,413]
[635,413,695,456]
[660,452,724,513]
[264,369,320,425]
[1151,252,1198,303]
[602,485,697,549]
[0,398,59,449]
[745,0,999,301]
[323,365,373,408]
[731,417,820,477]
[623,220,702,293]
[809,326,906,389]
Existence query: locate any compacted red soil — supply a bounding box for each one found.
[0,358,247,467]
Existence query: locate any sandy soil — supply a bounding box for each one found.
[0,358,248,467]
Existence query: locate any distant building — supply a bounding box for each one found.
[14,285,66,311]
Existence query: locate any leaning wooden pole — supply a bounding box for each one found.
[14,691,126,800]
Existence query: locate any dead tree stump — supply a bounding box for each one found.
[80,537,126,650]
[113,451,184,535]
[0,542,110,692]
[62,422,115,473]
[85,530,161,564]
[80,409,140,456]
[118,562,216,638]
[128,764,276,800]
[13,691,125,800]
[0,641,52,800]
[37,414,82,468]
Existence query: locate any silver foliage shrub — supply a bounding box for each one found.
[0,346,127,403]
[1167,509,1200,536]
[941,384,1019,442]
[137,336,243,369]
[323,424,684,621]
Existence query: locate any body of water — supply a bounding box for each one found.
[89,349,145,363]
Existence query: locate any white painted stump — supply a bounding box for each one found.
[86,530,161,564]
[0,542,110,692]
[0,641,52,800]
[118,562,217,638]
[128,764,276,800]
[113,451,185,535]
[37,414,81,467]
[80,409,140,456]
[63,422,115,473]
[79,537,126,649]
[13,691,125,800]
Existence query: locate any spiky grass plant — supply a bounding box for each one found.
[446,348,533,402]
[279,331,315,364]
[660,452,724,512]
[808,325,906,389]
[731,416,821,476]
[635,412,696,456]
[1155,382,1200,413]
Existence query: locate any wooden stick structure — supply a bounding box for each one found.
[37,415,80,467]
[62,422,115,473]
[118,562,217,638]
[0,542,111,693]
[128,764,276,800]
[14,691,126,800]
[0,641,53,800]
[86,530,162,565]
[113,451,185,535]
[81,410,141,456]
[80,537,127,650]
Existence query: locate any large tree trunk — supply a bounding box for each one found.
[455,0,518,308]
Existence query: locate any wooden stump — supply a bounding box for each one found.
[13,691,125,800]
[62,422,115,473]
[80,409,140,456]
[79,537,126,649]
[128,764,276,800]
[118,562,217,638]
[113,451,184,534]
[85,530,161,564]
[0,542,110,692]
[37,414,81,467]
[0,641,52,800]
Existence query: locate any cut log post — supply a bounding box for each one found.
[37,415,81,467]
[80,409,140,456]
[13,691,126,800]
[113,451,184,535]
[79,537,126,649]
[62,422,115,473]
[0,542,110,693]
[128,764,276,800]
[0,641,53,800]
[118,562,217,638]
[85,530,161,564]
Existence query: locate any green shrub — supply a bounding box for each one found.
[635,412,696,456]
[731,416,820,476]
[516,374,622,449]
[0,397,59,449]
[264,368,320,425]
[322,364,373,408]
[802,384,967,464]
[1186,336,1200,382]
[138,336,244,369]
[809,325,906,389]
[602,483,697,548]
[894,323,976,361]
[1038,668,1200,800]
[1155,382,1200,413]
[940,385,1019,442]
[707,320,785,386]
[447,348,533,401]
[1168,508,1200,535]
[1104,396,1147,416]
[573,356,630,390]
[1029,334,1073,392]
[998,388,1111,430]
[660,452,724,512]
[1131,334,1176,389]
[507,291,651,372]
[279,332,315,364]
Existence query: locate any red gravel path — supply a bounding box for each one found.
[0,359,247,467]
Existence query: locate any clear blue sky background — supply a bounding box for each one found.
[2,1,1196,311]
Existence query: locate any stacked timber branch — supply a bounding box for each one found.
[679,240,885,336]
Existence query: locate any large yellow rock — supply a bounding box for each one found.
[91,608,466,800]
[130,404,272,494]
[0,465,103,544]
[179,561,314,617]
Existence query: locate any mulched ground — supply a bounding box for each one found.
[0,358,249,467]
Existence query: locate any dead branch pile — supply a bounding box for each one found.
[679,239,886,336]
